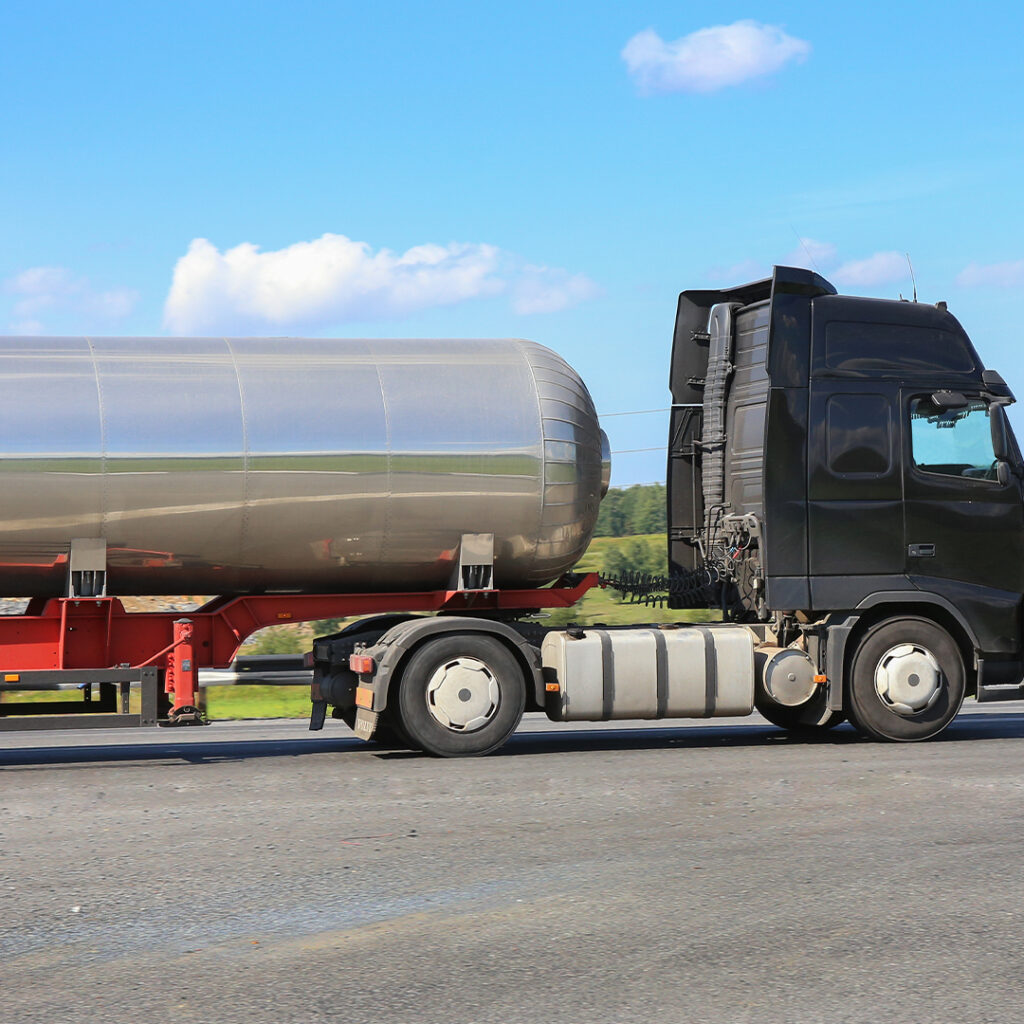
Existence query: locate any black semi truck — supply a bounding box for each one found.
[314,266,1024,754]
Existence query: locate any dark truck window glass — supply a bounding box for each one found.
[826,394,891,475]
[825,322,975,373]
[910,397,997,479]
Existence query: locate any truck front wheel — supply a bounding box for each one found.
[393,634,527,757]
[846,617,965,741]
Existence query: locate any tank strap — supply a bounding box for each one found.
[649,629,669,718]
[595,629,614,720]
[693,625,718,716]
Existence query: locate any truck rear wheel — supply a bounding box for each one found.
[393,634,526,757]
[846,617,964,741]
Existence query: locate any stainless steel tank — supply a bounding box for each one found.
[0,337,609,596]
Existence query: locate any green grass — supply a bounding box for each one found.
[543,584,716,627]
[0,688,146,714]
[203,684,310,719]
[0,684,311,720]
[1,690,71,704]
[545,533,717,627]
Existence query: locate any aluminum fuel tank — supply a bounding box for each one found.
[0,337,609,596]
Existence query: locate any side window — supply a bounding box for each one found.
[826,394,892,475]
[910,397,996,479]
[824,321,975,374]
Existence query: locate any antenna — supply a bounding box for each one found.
[789,224,821,273]
[906,253,917,302]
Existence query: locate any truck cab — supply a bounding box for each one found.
[668,266,1024,737]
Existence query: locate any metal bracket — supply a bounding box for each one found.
[451,533,494,591]
[68,538,107,598]
[0,666,160,731]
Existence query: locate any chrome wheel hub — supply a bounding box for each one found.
[874,643,943,716]
[425,657,499,732]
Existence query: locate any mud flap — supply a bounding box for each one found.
[354,708,379,741]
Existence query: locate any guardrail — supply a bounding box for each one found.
[197,654,312,687]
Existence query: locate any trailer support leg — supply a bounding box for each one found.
[163,618,206,726]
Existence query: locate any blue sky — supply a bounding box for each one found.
[2,1,1023,485]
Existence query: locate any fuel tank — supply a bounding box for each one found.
[0,337,609,596]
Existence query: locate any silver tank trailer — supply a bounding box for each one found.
[0,337,609,597]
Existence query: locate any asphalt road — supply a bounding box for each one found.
[3,707,1024,1024]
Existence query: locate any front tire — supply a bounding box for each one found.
[393,634,526,757]
[846,617,964,741]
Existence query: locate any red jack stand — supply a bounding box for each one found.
[162,618,206,727]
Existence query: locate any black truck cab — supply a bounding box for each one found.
[668,266,1024,736]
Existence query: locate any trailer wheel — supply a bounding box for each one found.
[393,634,526,757]
[846,617,965,742]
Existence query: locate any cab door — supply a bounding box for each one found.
[807,383,904,582]
[902,392,1024,633]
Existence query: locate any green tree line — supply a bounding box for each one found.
[601,536,667,585]
[594,483,666,537]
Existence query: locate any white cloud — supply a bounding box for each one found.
[783,238,837,271]
[832,251,909,288]
[956,260,1024,288]
[163,233,598,333]
[622,20,810,94]
[8,318,44,335]
[3,266,137,330]
[705,259,767,284]
[705,244,835,284]
[513,265,602,315]
[705,243,913,290]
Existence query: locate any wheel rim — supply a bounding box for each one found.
[425,656,500,732]
[873,643,943,716]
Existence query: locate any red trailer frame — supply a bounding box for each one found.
[0,574,597,724]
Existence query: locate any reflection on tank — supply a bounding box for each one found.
[0,336,607,596]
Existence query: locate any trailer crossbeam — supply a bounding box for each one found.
[0,576,597,683]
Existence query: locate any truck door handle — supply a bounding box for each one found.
[908,543,936,557]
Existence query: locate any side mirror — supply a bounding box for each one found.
[997,461,1012,487]
[991,405,1011,461]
